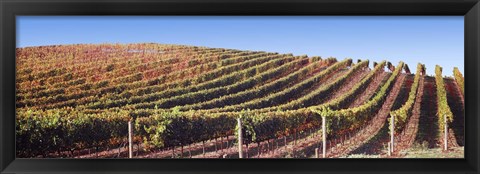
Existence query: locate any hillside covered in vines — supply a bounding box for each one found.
[16,43,464,158]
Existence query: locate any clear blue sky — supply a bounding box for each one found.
[17,16,464,76]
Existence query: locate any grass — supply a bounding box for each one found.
[402,142,464,158]
[341,142,463,158]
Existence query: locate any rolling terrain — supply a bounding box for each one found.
[15,43,465,158]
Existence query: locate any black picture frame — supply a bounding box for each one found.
[1,0,479,174]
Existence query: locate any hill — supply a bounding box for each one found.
[15,43,464,158]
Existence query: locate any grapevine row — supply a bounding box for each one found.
[434,65,454,139]
[17,51,263,108]
[453,67,464,96]
[389,63,424,131]
[178,57,332,111]
[23,52,271,109]
[311,62,404,134]
[131,56,309,109]
[314,61,386,111]
[86,54,288,110]
[135,62,401,149]
[212,59,352,112]
[17,45,197,89]
[261,59,370,111]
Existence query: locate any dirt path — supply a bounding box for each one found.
[444,78,465,146]
[393,76,425,156]
[73,135,237,158]
[76,142,143,158]
[327,73,405,158]
[349,74,414,156]
[189,128,321,158]
[447,128,460,148]
[438,79,461,148]
[247,69,372,158]
[139,136,237,158]
[415,76,439,148]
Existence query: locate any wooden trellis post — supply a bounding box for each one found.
[128,119,133,158]
[388,143,391,156]
[322,116,326,158]
[237,118,244,158]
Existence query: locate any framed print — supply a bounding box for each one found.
[1,0,479,174]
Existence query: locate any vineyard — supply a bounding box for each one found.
[15,43,464,158]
